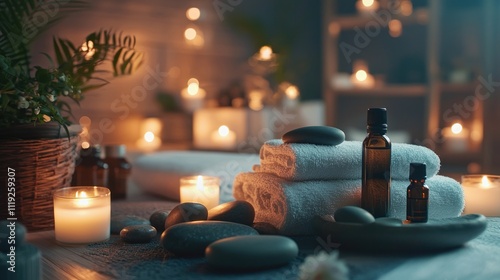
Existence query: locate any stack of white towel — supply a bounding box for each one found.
[233,140,465,235]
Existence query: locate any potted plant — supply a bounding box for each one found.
[0,0,143,230]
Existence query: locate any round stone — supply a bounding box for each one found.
[160,221,259,257]
[282,126,345,146]
[120,225,157,243]
[150,210,171,233]
[208,201,255,226]
[0,221,27,252]
[165,203,208,230]
[110,215,150,234]
[373,217,403,227]
[334,206,375,224]
[252,222,280,235]
[206,235,298,270]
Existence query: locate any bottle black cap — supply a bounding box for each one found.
[367,108,388,132]
[409,163,427,180]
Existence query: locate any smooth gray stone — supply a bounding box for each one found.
[120,225,157,243]
[165,203,208,230]
[208,201,255,226]
[313,214,488,252]
[0,220,27,252]
[206,235,298,270]
[252,222,280,235]
[150,210,171,233]
[334,206,375,224]
[373,217,403,227]
[282,126,345,145]
[0,244,41,280]
[110,215,150,234]
[161,221,259,257]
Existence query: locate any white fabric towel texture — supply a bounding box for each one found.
[255,140,441,181]
[233,172,465,235]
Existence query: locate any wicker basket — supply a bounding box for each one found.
[0,124,80,231]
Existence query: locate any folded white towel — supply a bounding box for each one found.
[256,140,441,181]
[233,172,464,235]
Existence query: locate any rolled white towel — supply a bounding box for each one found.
[233,172,464,235]
[256,140,441,181]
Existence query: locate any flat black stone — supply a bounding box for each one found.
[161,221,259,257]
[120,225,157,243]
[208,201,255,226]
[206,235,298,270]
[282,126,345,145]
[150,210,171,233]
[334,206,375,224]
[164,203,208,230]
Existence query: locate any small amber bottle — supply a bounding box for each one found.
[407,162,429,223]
[361,108,391,218]
[104,145,131,200]
[72,145,108,186]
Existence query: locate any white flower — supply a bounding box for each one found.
[34,107,40,115]
[298,251,349,280]
[48,94,56,102]
[17,97,29,109]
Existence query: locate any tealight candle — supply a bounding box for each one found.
[180,176,220,210]
[210,125,236,150]
[181,79,206,112]
[461,175,500,216]
[53,187,110,244]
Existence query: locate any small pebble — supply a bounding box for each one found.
[208,201,255,226]
[120,225,157,243]
[282,126,345,146]
[110,215,150,234]
[150,210,171,233]
[165,203,208,230]
[373,217,403,227]
[161,221,259,257]
[206,235,298,270]
[334,206,375,224]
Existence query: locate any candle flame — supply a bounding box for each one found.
[451,123,463,134]
[196,175,204,191]
[259,46,272,60]
[481,175,491,188]
[285,85,299,99]
[184,28,197,40]
[361,0,375,8]
[187,78,199,86]
[218,125,230,137]
[355,70,368,82]
[144,131,155,143]
[81,141,90,149]
[186,7,200,21]
[187,83,199,96]
[75,191,90,207]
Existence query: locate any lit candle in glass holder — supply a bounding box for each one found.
[136,118,162,151]
[53,187,110,244]
[211,125,236,150]
[442,122,468,152]
[181,78,206,112]
[462,175,500,216]
[180,176,220,210]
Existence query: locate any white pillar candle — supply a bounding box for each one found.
[53,187,110,244]
[180,176,220,210]
[210,125,237,150]
[181,80,206,113]
[462,175,500,216]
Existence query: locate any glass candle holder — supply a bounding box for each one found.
[180,176,220,210]
[53,186,111,244]
[461,175,500,217]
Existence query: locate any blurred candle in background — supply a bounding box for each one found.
[181,78,206,112]
[210,125,237,150]
[136,118,162,151]
[180,176,220,210]
[462,175,500,216]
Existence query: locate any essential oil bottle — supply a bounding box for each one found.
[407,162,429,223]
[361,108,391,218]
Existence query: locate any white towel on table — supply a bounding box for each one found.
[256,140,441,181]
[233,172,464,235]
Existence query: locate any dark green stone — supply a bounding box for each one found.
[120,225,157,243]
[334,206,375,224]
[161,221,259,257]
[164,203,208,230]
[208,201,255,226]
[150,210,171,233]
[110,215,149,234]
[206,235,298,270]
[282,126,345,145]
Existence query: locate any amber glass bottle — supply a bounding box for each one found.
[407,162,429,223]
[72,145,108,186]
[104,145,131,200]
[361,108,391,218]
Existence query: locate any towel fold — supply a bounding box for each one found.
[233,172,464,235]
[256,140,441,181]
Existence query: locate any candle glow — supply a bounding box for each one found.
[180,176,220,210]
[462,175,500,216]
[259,46,273,61]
